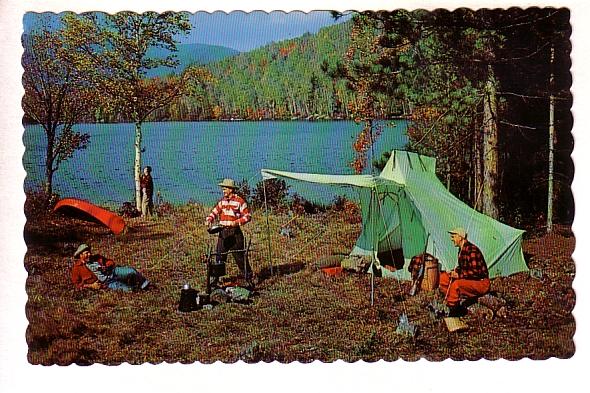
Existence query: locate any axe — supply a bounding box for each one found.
[409,234,429,296]
[409,262,425,296]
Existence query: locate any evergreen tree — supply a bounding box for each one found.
[341,8,571,224]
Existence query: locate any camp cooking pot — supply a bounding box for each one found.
[207,224,225,234]
[210,260,226,277]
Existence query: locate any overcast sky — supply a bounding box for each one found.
[23,10,350,52]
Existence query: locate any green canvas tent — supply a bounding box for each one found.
[261,150,528,280]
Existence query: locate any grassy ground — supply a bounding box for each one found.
[24,203,575,364]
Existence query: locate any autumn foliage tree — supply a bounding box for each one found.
[22,23,93,202]
[340,13,400,174]
[61,11,211,209]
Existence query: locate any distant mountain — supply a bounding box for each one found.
[197,21,358,120]
[147,43,239,77]
[23,33,238,78]
[146,21,373,121]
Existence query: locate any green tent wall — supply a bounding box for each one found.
[261,150,528,279]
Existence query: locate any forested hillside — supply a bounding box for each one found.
[146,43,240,77]
[155,20,402,121]
[24,19,399,123]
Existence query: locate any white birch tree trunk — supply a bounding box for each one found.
[134,121,143,210]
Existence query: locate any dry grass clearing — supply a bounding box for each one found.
[24,203,575,364]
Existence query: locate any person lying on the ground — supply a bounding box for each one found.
[70,243,150,292]
[438,227,490,317]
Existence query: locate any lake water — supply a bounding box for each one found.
[23,120,408,207]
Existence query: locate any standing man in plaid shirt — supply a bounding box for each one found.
[205,178,253,284]
[439,227,490,317]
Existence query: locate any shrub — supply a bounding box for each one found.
[330,195,348,211]
[234,178,251,204]
[330,195,362,223]
[155,201,174,217]
[290,193,326,215]
[252,178,290,211]
[118,202,140,218]
[25,190,59,219]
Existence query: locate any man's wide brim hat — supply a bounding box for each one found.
[74,243,90,258]
[218,178,238,189]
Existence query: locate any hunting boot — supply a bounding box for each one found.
[448,305,468,318]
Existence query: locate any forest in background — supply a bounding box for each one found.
[21,9,573,229]
[27,20,399,123]
[91,21,375,122]
[339,9,573,229]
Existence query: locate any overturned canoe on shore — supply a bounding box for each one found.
[53,198,126,235]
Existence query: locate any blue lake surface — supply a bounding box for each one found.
[23,120,408,207]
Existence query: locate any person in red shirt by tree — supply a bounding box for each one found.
[205,178,253,285]
[140,166,154,217]
[439,227,491,317]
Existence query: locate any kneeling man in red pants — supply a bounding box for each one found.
[439,227,490,317]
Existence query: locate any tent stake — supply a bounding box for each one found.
[262,179,274,275]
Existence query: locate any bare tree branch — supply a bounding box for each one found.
[499,120,538,130]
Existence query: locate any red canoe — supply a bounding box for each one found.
[53,198,126,235]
